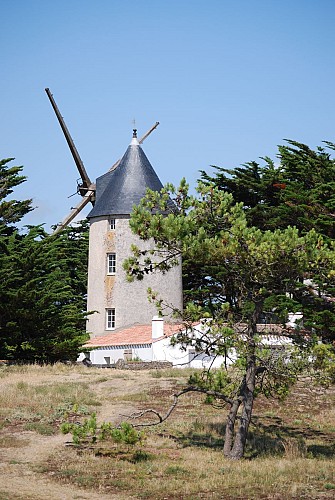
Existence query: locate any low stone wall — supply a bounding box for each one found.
[114,359,173,370]
[81,358,174,370]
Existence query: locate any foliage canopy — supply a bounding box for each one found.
[195,141,335,341]
[200,140,335,239]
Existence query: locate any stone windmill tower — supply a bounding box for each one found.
[45,89,183,337]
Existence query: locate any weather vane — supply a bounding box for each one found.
[132,118,137,138]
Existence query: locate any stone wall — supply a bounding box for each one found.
[92,359,173,370]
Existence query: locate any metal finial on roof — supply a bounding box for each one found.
[133,128,137,138]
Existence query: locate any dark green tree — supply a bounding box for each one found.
[0,158,33,235]
[201,140,335,238]
[197,141,335,341]
[0,157,89,362]
[0,223,89,362]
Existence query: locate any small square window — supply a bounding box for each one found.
[109,218,116,230]
[107,253,116,274]
[106,308,115,330]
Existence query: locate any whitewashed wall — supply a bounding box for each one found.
[85,345,153,365]
[152,334,228,369]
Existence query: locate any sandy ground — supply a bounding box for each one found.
[0,368,174,500]
[1,367,334,500]
[0,432,126,500]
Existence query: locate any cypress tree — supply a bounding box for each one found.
[0,158,89,362]
[198,141,335,341]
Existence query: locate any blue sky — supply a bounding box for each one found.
[2,0,335,231]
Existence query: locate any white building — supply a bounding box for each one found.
[80,317,296,369]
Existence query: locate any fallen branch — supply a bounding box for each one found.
[122,386,233,428]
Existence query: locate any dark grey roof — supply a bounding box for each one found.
[88,140,165,218]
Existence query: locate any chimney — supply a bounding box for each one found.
[152,316,164,339]
[286,312,303,328]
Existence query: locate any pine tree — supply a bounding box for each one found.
[124,180,335,458]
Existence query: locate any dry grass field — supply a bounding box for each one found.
[0,363,334,500]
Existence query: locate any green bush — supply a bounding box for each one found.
[61,413,144,447]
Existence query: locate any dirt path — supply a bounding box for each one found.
[0,368,174,500]
[1,366,334,499]
[0,431,131,500]
[90,372,175,423]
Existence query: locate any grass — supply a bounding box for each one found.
[0,363,334,499]
[117,391,151,403]
[41,441,335,499]
[0,435,30,448]
[150,367,196,379]
[0,363,102,432]
[23,422,56,435]
[0,493,38,500]
[0,381,99,425]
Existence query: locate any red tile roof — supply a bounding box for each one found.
[85,323,184,348]
[84,322,288,349]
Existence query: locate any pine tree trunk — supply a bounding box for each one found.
[229,354,256,459]
[223,298,261,459]
[223,399,240,458]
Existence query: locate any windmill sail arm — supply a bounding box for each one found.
[45,88,92,188]
[52,190,94,234]
[139,121,159,144]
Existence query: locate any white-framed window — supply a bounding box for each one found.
[109,218,116,230]
[107,253,116,274]
[106,308,115,330]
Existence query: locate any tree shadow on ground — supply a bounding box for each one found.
[173,416,335,459]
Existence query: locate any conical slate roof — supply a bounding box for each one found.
[88,135,165,218]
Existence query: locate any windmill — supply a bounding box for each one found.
[45,88,159,234]
[45,88,183,334]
